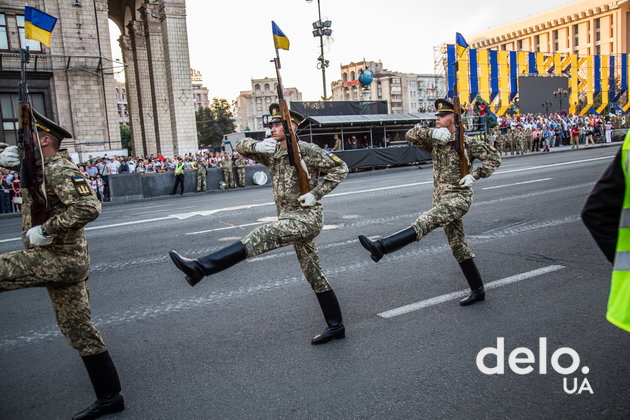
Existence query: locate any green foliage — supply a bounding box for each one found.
[196,98,236,147]
[120,123,132,154]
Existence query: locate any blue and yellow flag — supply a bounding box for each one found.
[272,21,289,51]
[456,32,468,58]
[24,6,57,48]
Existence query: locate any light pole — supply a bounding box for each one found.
[541,100,552,114]
[553,88,568,113]
[307,0,332,100]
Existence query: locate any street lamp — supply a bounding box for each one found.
[553,88,568,113]
[307,0,332,100]
[541,100,553,114]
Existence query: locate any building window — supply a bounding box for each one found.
[553,30,559,51]
[595,18,600,42]
[610,15,614,38]
[255,84,261,95]
[596,45,600,55]
[350,71,355,80]
[517,39,522,50]
[0,93,45,145]
[264,83,270,93]
[342,72,347,83]
[587,21,591,42]
[16,15,42,52]
[0,14,9,51]
[573,24,579,48]
[534,35,539,52]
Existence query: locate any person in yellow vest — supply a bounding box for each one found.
[582,135,630,332]
[171,157,185,195]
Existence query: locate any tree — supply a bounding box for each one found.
[120,123,132,154]
[196,98,236,147]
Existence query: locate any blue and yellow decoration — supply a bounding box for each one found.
[24,6,57,48]
[447,37,630,116]
[271,21,289,51]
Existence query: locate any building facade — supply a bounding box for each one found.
[191,68,209,110]
[115,80,129,124]
[468,0,630,56]
[0,0,198,158]
[331,61,444,113]
[233,77,302,132]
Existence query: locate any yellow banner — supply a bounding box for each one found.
[569,54,579,114]
[553,53,563,75]
[581,55,594,115]
[478,49,490,103]
[496,51,510,115]
[596,55,609,114]
[458,49,470,107]
[536,53,546,74]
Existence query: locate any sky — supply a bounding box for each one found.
[109,0,577,102]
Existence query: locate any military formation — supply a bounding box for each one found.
[1,98,501,419]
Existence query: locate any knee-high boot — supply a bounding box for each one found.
[312,290,345,345]
[358,227,416,262]
[72,351,124,420]
[459,258,485,306]
[169,241,247,286]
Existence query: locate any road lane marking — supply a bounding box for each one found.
[493,155,613,175]
[482,178,552,190]
[377,265,565,319]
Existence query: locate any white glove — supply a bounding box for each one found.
[298,192,317,207]
[432,127,452,143]
[0,146,19,168]
[459,174,476,187]
[254,138,277,154]
[26,225,53,247]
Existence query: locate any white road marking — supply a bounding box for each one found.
[493,155,613,175]
[482,177,552,190]
[377,265,565,319]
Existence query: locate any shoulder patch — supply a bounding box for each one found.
[327,151,343,163]
[72,176,92,196]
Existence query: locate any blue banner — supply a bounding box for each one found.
[489,50,499,102]
[529,52,536,74]
[609,55,616,100]
[613,54,627,103]
[509,51,518,101]
[447,44,456,100]
[469,49,479,103]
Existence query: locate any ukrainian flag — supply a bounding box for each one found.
[24,6,57,48]
[272,21,289,51]
[456,32,468,58]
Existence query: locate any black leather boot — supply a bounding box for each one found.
[459,258,485,306]
[73,351,124,420]
[358,227,417,262]
[169,241,247,286]
[312,290,345,345]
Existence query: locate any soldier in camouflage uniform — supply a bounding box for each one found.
[169,103,349,344]
[220,153,235,188]
[525,128,533,154]
[235,154,247,187]
[196,157,207,192]
[0,110,124,419]
[358,99,501,306]
[514,126,525,155]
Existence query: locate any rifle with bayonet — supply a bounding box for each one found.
[272,56,311,195]
[18,47,48,226]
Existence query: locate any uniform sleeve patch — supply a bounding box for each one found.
[72,176,92,196]
[327,151,343,164]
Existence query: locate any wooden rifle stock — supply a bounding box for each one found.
[452,96,470,177]
[278,100,311,195]
[18,49,48,226]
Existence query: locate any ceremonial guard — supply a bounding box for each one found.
[358,99,501,305]
[196,157,207,192]
[0,110,124,419]
[220,153,235,189]
[169,104,349,344]
[235,154,247,187]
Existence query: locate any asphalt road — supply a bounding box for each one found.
[1,145,629,419]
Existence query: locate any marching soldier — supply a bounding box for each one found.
[196,156,207,192]
[235,154,247,187]
[0,110,124,419]
[358,99,501,305]
[169,104,349,344]
[220,153,235,189]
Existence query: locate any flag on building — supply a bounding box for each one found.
[456,32,468,58]
[24,6,57,48]
[272,21,289,51]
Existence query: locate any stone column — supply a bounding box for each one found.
[128,20,157,157]
[141,1,173,155]
[119,34,144,156]
[159,0,197,156]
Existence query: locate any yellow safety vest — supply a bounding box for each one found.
[610,132,630,332]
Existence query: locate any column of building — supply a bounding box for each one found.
[119,34,144,156]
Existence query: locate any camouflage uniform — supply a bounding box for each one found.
[0,149,106,356]
[515,130,525,155]
[525,130,533,153]
[196,159,207,192]
[236,138,348,292]
[221,156,235,188]
[405,126,501,262]
[235,157,247,187]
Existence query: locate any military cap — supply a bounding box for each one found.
[435,99,455,115]
[268,103,306,127]
[32,108,72,140]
